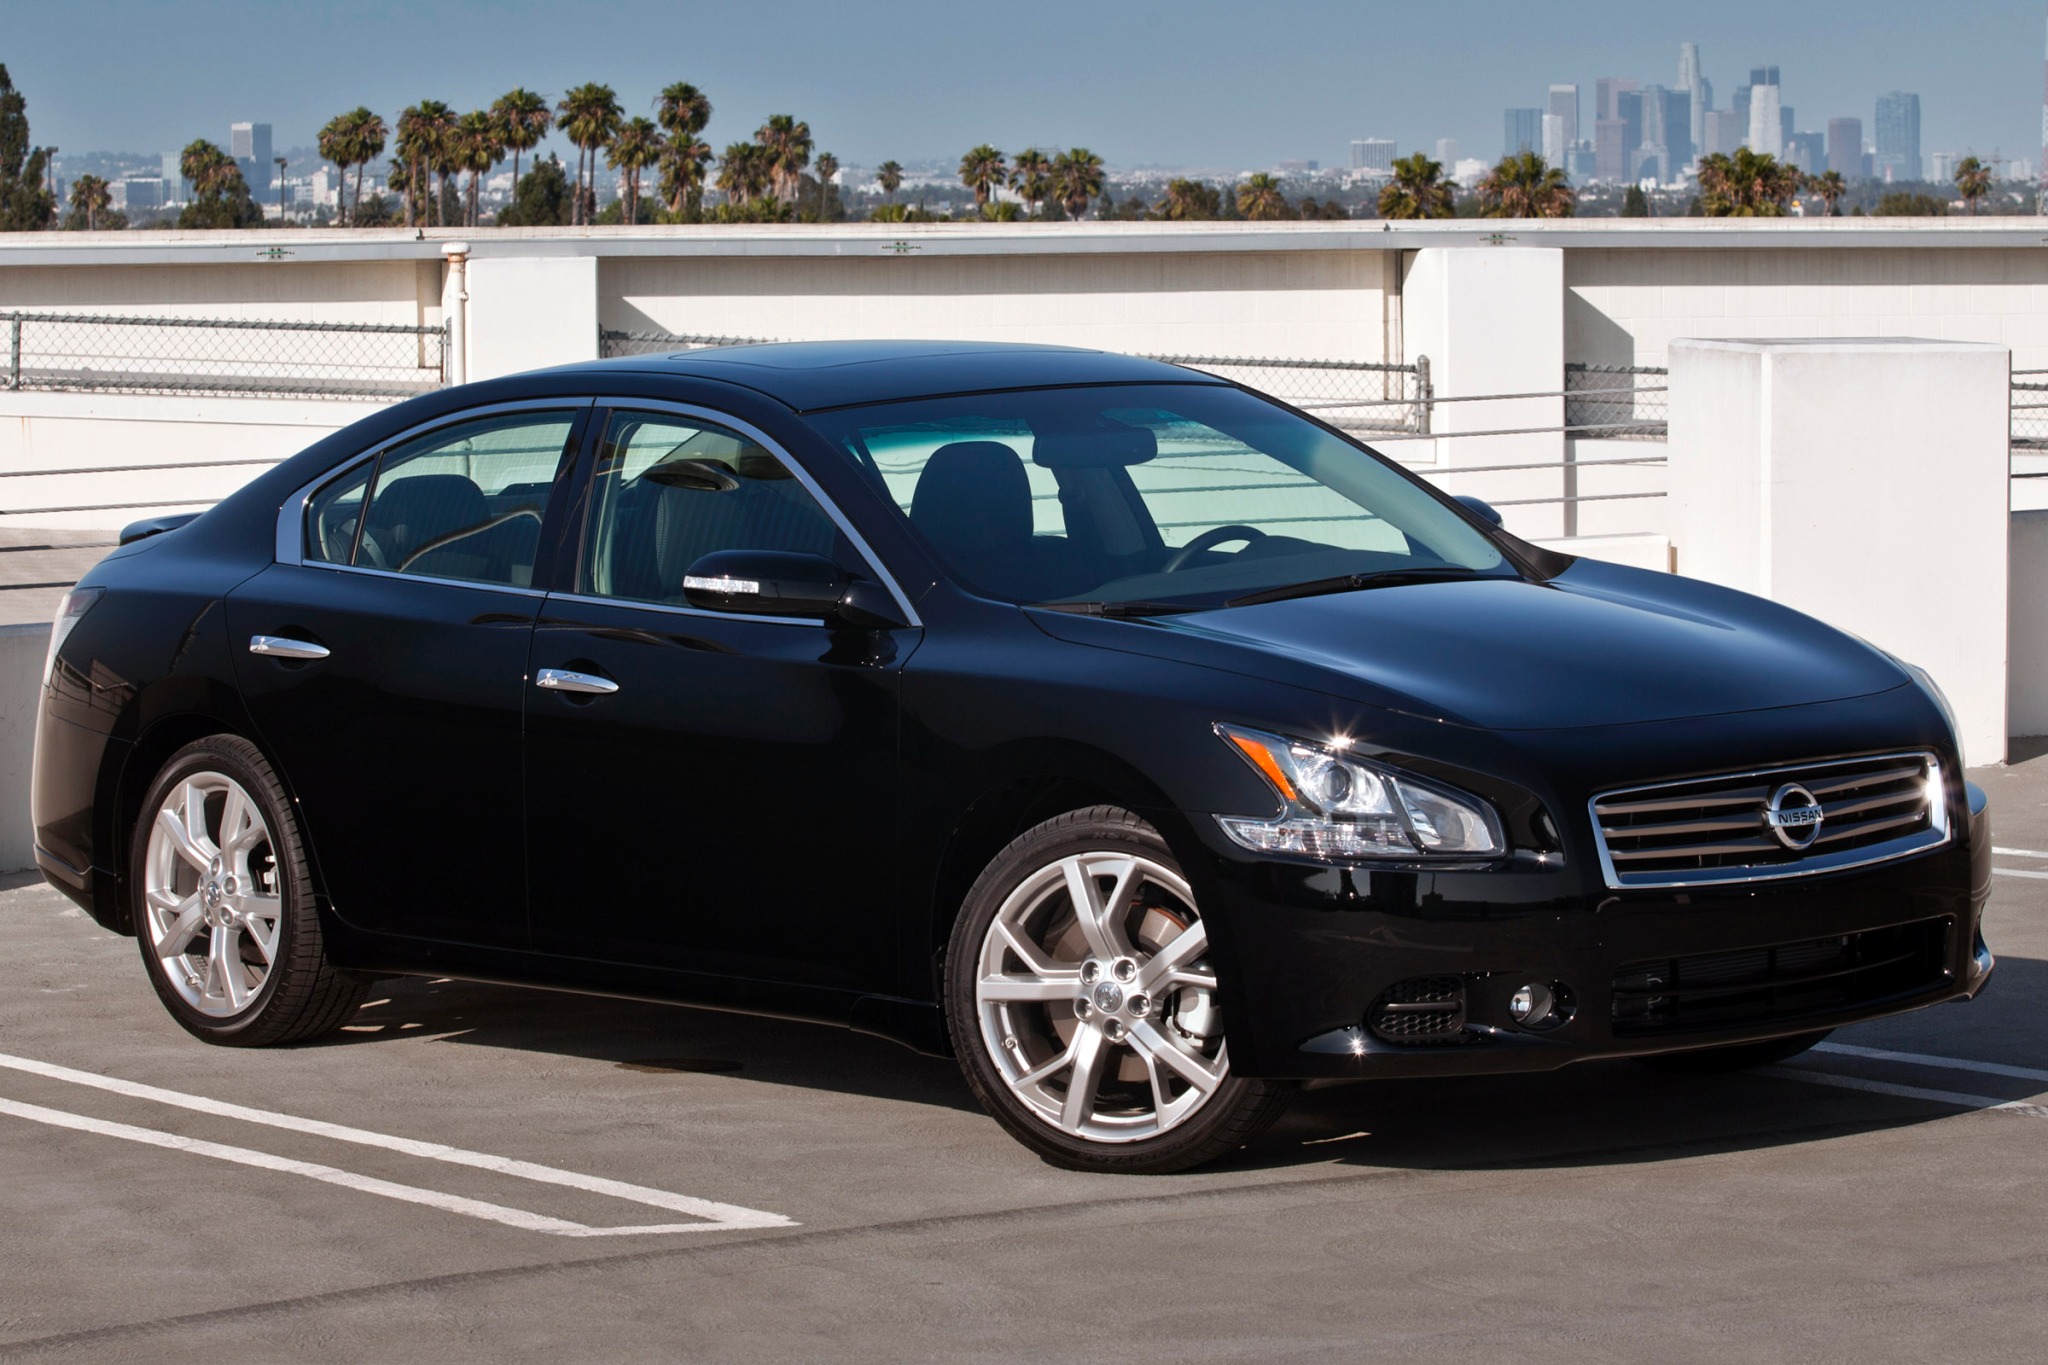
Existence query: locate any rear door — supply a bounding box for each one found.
[227,401,590,948]
[522,402,918,989]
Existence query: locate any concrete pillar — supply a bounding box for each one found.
[1400,246,1565,538]
[439,241,469,385]
[464,255,601,383]
[1669,337,2010,765]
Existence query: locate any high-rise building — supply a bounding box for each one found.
[230,121,273,191]
[1615,89,1645,175]
[1547,85,1579,153]
[1596,77,1638,122]
[1875,91,1922,181]
[1595,120,1629,181]
[1826,119,1863,177]
[1749,65,1782,87]
[1350,139,1397,173]
[121,177,164,211]
[1701,110,1744,157]
[1435,138,1458,168]
[1636,84,1675,181]
[1542,115,1565,166]
[1677,42,1711,155]
[1503,107,1542,158]
[1748,84,1784,158]
[1930,151,1959,183]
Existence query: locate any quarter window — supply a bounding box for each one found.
[305,411,578,588]
[578,410,844,606]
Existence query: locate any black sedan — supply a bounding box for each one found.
[33,341,1994,1173]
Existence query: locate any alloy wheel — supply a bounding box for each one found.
[142,771,284,1018]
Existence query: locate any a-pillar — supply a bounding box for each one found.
[1668,337,2010,765]
[1400,246,1566,538]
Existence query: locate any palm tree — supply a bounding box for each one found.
[754,114,812,206]
[1478,151,1575,218]
[452,109,504,227]
[606,116,662,224]
[1696,149,1799,216]
[876,160,903,205]
[1378,153,1454,219]
[346,108,387,226]
[958,144,1006,209]
[654,81,713,216]
[68,173,109,229]
[812,151,838,219]
[1051,147,1104,220]
[317,113,354,225]
[491,88,552,204]
[716,142,770,203]
[1236,172,1289,220]
[1954,155,1993,215]
[557,83,622,224]
[1009,148,1051,216]
[396,101,454,226]
[1157,178,1218,221]
[180,139,243,198]
[1805,169,1847,217]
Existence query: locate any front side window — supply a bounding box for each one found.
[576,410,845,607]
[804,384,1510,608]
[306,410,578,588]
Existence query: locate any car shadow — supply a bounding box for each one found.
[322,956,2041,1174]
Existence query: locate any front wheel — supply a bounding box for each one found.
[132,734,366,1046]
[945,806,1289,1173]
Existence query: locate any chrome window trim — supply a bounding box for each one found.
[542,589,824,630]
[295,559,548,599]
[274,397,596,566]
[1587,750,1950,891]
[581,396,923,629]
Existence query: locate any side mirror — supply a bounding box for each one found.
[1453,495,1504,528]
[682,550,908,629]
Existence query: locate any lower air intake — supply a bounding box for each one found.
[1370,975,1468,1043]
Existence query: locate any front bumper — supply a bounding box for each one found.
[1200,781,1994,1080]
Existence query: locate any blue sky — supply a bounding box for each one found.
[6,0,2040,170]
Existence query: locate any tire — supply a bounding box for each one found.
[1634,1028,1832,1075]
[944,805,1289,1173]
[130,734,366,1046]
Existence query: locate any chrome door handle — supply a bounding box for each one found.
[248,635,330,660]
[536,667,619,696]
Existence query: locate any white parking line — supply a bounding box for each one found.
[1759,1065,2048,1120]
[0,1050,793,1235]
[1992,867,2048,880]
[1814,1041,2048,1086]
[1991,847,2048,859]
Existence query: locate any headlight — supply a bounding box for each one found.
[43,587,103,687]
[1214,723,1506,862]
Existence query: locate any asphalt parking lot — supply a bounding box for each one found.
[1,754,2044,1362]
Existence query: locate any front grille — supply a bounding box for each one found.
[1590,752,1948,889]
[1369,975,1468,1043]
[1611,918,1951,1036]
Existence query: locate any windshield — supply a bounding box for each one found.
[804,383,1510,611]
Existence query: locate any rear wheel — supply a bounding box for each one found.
[1635,1029,1832,1074]
[132,734,366,1046]
[945,806,1289,1173]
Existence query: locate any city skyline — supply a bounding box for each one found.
[3,0,2036,175]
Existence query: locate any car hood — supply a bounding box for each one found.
[1029,559,1908,731]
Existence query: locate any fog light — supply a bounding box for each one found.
[1508,983,1553,1025]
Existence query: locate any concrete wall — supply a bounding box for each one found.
[2013,510,2048,738]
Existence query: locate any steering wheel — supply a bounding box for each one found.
[1161,524,1268,573]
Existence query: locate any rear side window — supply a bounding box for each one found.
[305,411,578,588]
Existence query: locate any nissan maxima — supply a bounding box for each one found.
[32,341,1994,1173]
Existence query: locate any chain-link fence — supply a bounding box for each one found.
[1564,363,1669,440]
[597,329,1434,435]
[1,311,449,401]
[2014,372,2048,450]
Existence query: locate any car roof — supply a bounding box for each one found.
[558,339,1226,412]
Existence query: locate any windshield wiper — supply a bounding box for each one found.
[1031,599,1203,618]
[1226,566,1492,609]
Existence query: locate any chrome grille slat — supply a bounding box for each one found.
[1588,751,1949,890]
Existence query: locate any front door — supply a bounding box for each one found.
[523,405,913,989]
[228,404,587,948]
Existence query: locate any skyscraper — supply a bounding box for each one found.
[1748,84,1783,158]
[1596,77,1638,122]
[1350,139,1396,173]
[1548,85,1580,152]
[1749,65,1782,87]
[1503,108,1542,159]
[1615,89,1645,176]
[230,121,273,191]
[1703,110,1745,157]
[1827,118,1864,178]
[1435,138,1458,168]
[1786,132,1826,175]
[1677,42,1708,152]
[1875,91,1922,181]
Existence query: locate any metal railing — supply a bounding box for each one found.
[596,328,1435,435]
[1564,363,1669,440]
[0,311,449,401]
